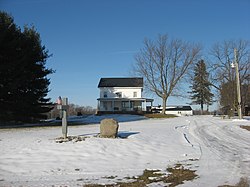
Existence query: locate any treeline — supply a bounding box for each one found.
[48,104,96,119]
[134,34,250,116]
[189,57,250,116]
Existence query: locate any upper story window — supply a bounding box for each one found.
[116,92,122,98]
[133,92,137,97]
[103,92,107,98]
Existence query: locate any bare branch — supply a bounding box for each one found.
[133,34,202,113]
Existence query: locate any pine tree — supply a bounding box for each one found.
[189,60,214,114]
[0,11,54,123]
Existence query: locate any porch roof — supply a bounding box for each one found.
[97,97,154,102]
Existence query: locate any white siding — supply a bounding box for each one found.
[100,87,142,98]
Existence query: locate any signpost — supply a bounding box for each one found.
[57,97,69,139]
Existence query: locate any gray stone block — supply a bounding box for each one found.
[100,118,119,138]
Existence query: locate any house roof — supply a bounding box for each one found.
[98,77,143,88]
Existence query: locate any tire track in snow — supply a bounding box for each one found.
[174,119,202,159]
[190,117,250,181]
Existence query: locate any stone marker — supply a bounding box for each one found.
[100,118,119,138]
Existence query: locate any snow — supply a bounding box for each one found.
[0,115,250,187]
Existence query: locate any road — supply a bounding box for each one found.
[186,116,250,186]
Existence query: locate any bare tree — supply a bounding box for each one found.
[209,39,250,115]
[210,39,250,87]
[48,103,96,119]
[133,34,202,114]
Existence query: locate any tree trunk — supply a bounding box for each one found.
[201,101,204,115]
[162,96,167,114]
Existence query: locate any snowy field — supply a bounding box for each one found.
[0,115,249,187]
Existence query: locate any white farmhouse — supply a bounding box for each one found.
[97,77,153,114]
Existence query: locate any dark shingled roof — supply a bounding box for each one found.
[98,77,143,88]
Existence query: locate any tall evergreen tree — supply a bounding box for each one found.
[189,60,214,113]
[0,11,54,123]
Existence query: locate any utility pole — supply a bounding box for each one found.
[234,48,243,119]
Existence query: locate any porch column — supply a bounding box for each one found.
[129,100,131,111]
[112,100,114,112]
[97,100,100,113]
[144,99,146,111]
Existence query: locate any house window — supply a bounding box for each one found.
[122,101,129,108]
[116,92,122,98]
[133,92,137,97]
[103,92,107,98]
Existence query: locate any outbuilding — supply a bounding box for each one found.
[151,105,193,116]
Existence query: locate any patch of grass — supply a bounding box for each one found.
[55,135,86,143]
[240,126,250,131]
[144,113,177,118]
[218,177,249,187]
[114,169,164,187]
[136,169,163,183]
[163,165,198,187]
[83,164,197,187]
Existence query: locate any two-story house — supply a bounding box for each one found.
[97,77,153,114]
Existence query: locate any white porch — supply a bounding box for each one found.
[97,98,153,113]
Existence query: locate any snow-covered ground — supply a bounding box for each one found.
[0,115,249,187]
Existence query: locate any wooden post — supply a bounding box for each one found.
[62,110,67,139]
[57,97,69,139]
[62,98,68,139]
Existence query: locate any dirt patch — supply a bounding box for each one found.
[55,136,86,143]
[83,164,197,187]
[163,165,198,187]
[218,177,249,187]
[240,126,250,131]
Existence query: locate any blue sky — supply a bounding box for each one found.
[1,0,250,109]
